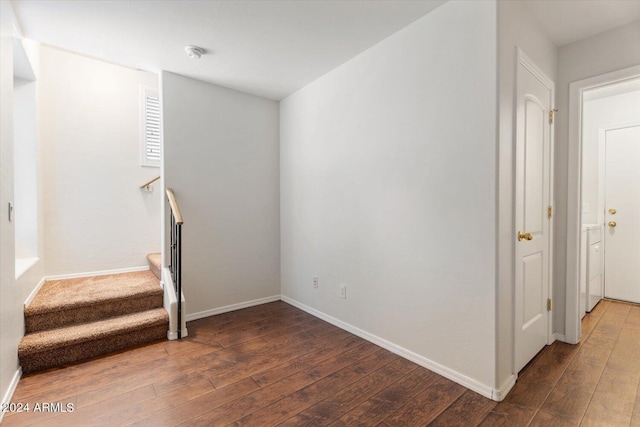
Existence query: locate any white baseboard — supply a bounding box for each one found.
[24,276,46,307]
[0,367,22,424]
[186,295,281,322]
[281,295,498,401]
[493,374,517,401]
[44,266,150,281]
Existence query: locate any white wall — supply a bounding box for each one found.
[554,21,640,335]
[0,13,18,415]
[162,72,280,317]
[582,89,640,225]
[39,46,161,276]
[496,0,557,392]
[281,0,497,395]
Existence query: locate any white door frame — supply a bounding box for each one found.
[513,48,555,371]
[564,65,640,344]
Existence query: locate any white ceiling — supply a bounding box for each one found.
[11,0,445,100]
[11,1,640,100]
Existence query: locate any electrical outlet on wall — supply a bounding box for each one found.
[340,284,347,299]
[313,277,318,288]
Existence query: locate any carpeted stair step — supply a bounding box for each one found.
[24,270,163,333]
[147,252,161,280]
[19,308,168,373]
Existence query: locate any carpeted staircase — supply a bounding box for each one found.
[18,254,167,373]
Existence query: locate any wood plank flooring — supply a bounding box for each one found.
[3,299,640,426]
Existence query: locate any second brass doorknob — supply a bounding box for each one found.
[609,221,617,228]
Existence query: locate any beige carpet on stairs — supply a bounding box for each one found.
[19,270,168,373]
[19,309,168,373]
[24,270,163,332]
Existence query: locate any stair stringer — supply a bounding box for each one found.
[162,267,188,340]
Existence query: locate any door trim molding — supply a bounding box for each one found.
[565,65,640,344]
[518,48,554,90]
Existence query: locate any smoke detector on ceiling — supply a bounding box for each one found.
[184,45,204,59]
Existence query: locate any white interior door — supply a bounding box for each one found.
[514,52,553,373]
[604,125,640,303]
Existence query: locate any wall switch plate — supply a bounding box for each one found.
[340,284,347,299]
[313,277,318,288]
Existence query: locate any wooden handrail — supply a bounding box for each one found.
[140,176,160,190]
[166,188,183,225]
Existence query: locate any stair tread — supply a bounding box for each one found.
[19,308,168,355]
[25,270,162,316]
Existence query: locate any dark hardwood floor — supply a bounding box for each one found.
[3,299,640,426]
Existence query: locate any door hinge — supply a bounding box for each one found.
[548,205,553,219]
[547,298,552,312]
[548,109,557,125]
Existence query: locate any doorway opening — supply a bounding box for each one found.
[565,65,640,345]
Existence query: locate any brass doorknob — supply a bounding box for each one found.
[609,208,617,215]
[518,231,534,241]
[609,221,617,228]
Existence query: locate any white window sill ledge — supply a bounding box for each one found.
[16,257,39,280]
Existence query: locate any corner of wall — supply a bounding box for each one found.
[492,373,517,402]
[0,17,18,414]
